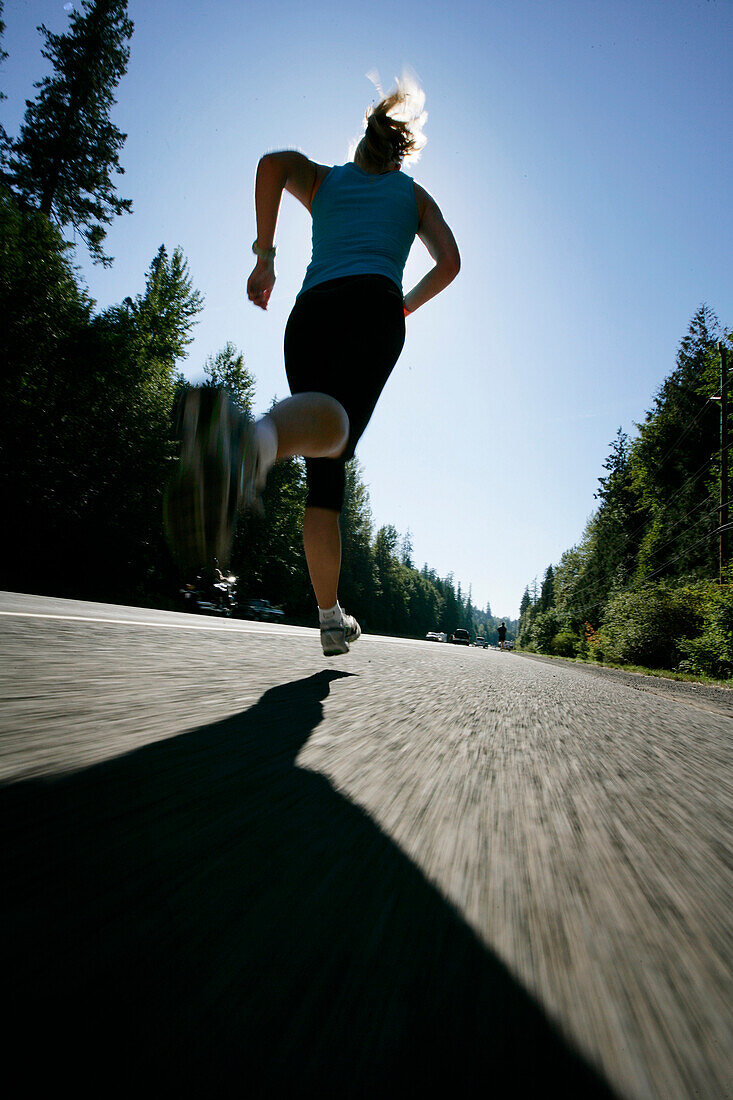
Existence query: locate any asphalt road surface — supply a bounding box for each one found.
[1,591,731,1098]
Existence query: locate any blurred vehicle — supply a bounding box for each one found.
[473,637,487,648]
[451,628,470,646]
[241,598,285,622]
[180,571,237,617]
[425,631,441,642]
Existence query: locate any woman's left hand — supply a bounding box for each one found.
[247,258,276,310]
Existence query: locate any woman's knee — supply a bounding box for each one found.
[321,396,349,456]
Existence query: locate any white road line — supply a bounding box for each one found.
[0,608,425,646]
[0,609,310,638]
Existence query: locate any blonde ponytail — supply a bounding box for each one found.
[353,71,427,174]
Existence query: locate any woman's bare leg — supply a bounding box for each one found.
[302,506,341,609]
[255,393,347,611]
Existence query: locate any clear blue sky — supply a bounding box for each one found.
[3,0,731,618]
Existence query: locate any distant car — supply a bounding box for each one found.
[243,598,285,622]
[425,632,441,642]
[473,637,487,648]
[451,628,470,646]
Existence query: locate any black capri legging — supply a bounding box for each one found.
[284,274,406,512]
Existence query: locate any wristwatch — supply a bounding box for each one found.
[252,239,276,260]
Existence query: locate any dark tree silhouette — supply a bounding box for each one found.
[8,0,133,264]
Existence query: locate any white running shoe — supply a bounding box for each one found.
[320,613,361,656]
[163,386,265,573]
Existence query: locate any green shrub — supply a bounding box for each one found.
[679,582,733,679]
[529,609,560,653]
[602,581,706,669]
[550,629,579,657]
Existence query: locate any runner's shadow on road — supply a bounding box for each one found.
[2,669,616,1097]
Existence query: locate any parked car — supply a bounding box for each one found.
[241,598,285,622]
[473,637,487,648]
[451,628,470,646]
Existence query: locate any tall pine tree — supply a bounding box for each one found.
[125,244,204,367]
[8,0,134,264]
[202,343,255,417]
[632,305,721,581]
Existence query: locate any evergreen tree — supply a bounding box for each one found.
[400,529,414,569]
[519,587,531,618]
[339,459,377,620]
[203,342,255,416]
[0,203,202,595]
[125,245,203,366]
[631,305,721,581]
[373,524,401,632]
[520,307,731,665]
[410,571,441,637]
[232,453,309,615]
[8,0,134,264]
[553,541,596,628]
[595,431,640,573]
[464,586,476,628]
[538,565,555,611]
[439,575,460,635]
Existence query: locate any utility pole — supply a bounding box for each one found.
[720,342,729,583]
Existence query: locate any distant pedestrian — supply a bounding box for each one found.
[498,622,507,650]
[165,74,460,657]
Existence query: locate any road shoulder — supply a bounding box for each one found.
[516,651,733,719]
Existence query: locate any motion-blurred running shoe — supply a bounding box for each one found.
[163,386,263,572]
[320,612,361,656]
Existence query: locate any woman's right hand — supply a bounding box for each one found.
[247,258,276,310]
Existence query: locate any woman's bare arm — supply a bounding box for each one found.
[403,182,460,314]
[247,151,329,310]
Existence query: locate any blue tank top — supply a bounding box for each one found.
[299,163,419,296]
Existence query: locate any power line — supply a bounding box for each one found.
[619,439,728,553]
[575,438,729,605]
[545,493,721,613]
[652,394,717,473]
[643,524,731,583]
[527,497,731,622]
[642,493,725,562]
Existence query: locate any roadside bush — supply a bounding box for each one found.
[584,622,605,661]
[678,582,733,680]
[601,581,706,669]
[550,629,578,658]
[529,609,560,653]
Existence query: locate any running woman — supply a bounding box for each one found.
[165,76,460,656]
